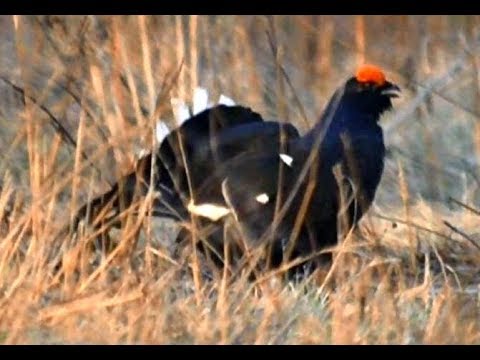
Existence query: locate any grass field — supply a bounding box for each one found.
[0,15,480,344]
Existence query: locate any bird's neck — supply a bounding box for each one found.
[300,96,384,150]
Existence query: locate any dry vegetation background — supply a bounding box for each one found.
[0,15,480,344]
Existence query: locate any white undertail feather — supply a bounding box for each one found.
[187,200,231,222]
[136,148,149,159]
[218,94,236,106]
[255,193,270,204]
[155,121,171,144]
[279,153,294,167]
[193,87,209,115]
[173,88,235,124]
[170,97,191,125]
[138,87,236,157]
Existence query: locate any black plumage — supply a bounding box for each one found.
[74,64,400,277]
[220,71,400,273]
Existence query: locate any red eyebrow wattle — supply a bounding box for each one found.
[355,64,386,86]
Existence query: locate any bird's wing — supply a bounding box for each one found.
[157,103,300,203]
[219,142,343,248]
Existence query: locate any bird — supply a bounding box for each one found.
[220,64,400,275]
[73,93,300,257]
[73,64,400,278]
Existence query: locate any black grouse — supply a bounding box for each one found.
[74,64,400,276]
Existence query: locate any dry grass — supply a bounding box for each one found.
[0,15,480,344]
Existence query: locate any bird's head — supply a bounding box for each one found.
[341,64,401,119]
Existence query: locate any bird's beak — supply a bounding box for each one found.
[381,82,401,98]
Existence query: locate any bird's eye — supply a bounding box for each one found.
[356,82,372,92]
